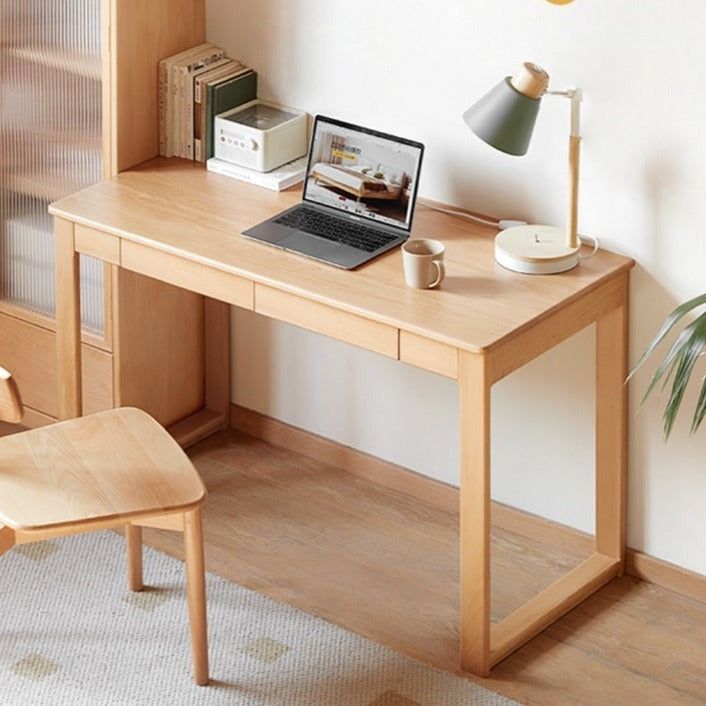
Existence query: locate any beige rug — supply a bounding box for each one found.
[0,532,518,705]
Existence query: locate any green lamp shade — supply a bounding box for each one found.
[463,77,541,156]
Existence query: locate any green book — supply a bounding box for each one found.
[205,70,257,161]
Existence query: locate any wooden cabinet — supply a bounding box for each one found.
[0,0,210,431]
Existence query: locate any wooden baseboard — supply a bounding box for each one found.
[19,404,56,429]
[231,403,458,512]
[626,549,706,604]
[231,403,706,606]
[169,407,227,449]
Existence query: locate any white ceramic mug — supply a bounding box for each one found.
[401,239,446,289]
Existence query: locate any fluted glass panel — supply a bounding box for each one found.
[0,0,103,333]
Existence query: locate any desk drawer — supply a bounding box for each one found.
[74,225,120,264]
[255,285,398,359]
[121,241,254,310]
[399,331,457,378]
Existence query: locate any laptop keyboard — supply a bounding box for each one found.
[275,207,398,253]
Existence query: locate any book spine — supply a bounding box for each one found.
[194,75,205,162]
[194,78,203,162]
[170,61,180,158]
[204,84,216,162]
[184,51,226,160]
[194,70,216,162]
[165,60,175,157]
[184,66,194,159]
[158,59,167,156]
[177,65,187,158]
[199,93,209,163]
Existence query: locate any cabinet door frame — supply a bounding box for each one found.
[0,0,113,351]
[102,0,114,179]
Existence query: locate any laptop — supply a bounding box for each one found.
[242,115,424,269]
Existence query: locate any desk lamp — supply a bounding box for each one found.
[463,62,583,274]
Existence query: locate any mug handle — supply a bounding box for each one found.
[429,260,445,288]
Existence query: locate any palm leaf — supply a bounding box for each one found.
[640,315,703,404]
[647,312,706,438]
[635,297,706,439]
[664,314,706,437]
[691,375,706,434]
[629,292,706,380]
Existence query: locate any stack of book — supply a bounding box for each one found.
[159,43,257,162]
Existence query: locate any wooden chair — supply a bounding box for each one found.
[0,366,209,685]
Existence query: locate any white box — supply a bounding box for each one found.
[214,100,307,172]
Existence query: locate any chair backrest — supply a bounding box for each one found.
[0,366,23,424]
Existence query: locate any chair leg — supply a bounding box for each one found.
[0,525,15,557]
[184,508,209,686]
[125,525,143,591]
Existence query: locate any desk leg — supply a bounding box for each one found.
[205,298,231,429]
[458,350,492,676]
[595,282,628,571]
[54,218,82,419]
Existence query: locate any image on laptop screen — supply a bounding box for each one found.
[304,117,424,231]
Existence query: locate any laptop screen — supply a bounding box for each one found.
[303,116,424,232]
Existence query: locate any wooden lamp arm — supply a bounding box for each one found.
[568,134,581,250]
[548,88,583,250]
[566,89,582,250]
[0,366,23,424]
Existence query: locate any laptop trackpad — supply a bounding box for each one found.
[279,232,347,262]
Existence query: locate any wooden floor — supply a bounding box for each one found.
[127,429,705,706]
[3,416,703,705]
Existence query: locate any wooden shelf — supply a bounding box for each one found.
[6,46,101,80]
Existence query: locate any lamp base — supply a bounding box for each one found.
[495,224,581,275]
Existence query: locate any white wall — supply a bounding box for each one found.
[207,0,706,575]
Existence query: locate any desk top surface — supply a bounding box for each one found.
[50,158,633,352]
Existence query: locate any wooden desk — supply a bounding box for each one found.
[49,157,634,676]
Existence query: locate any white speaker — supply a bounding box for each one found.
[214,100,307,172]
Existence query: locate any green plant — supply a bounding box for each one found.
[630,293,706,438]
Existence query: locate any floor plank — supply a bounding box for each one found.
[135,430,706,706]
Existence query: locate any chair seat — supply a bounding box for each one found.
[0,407,206,532]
